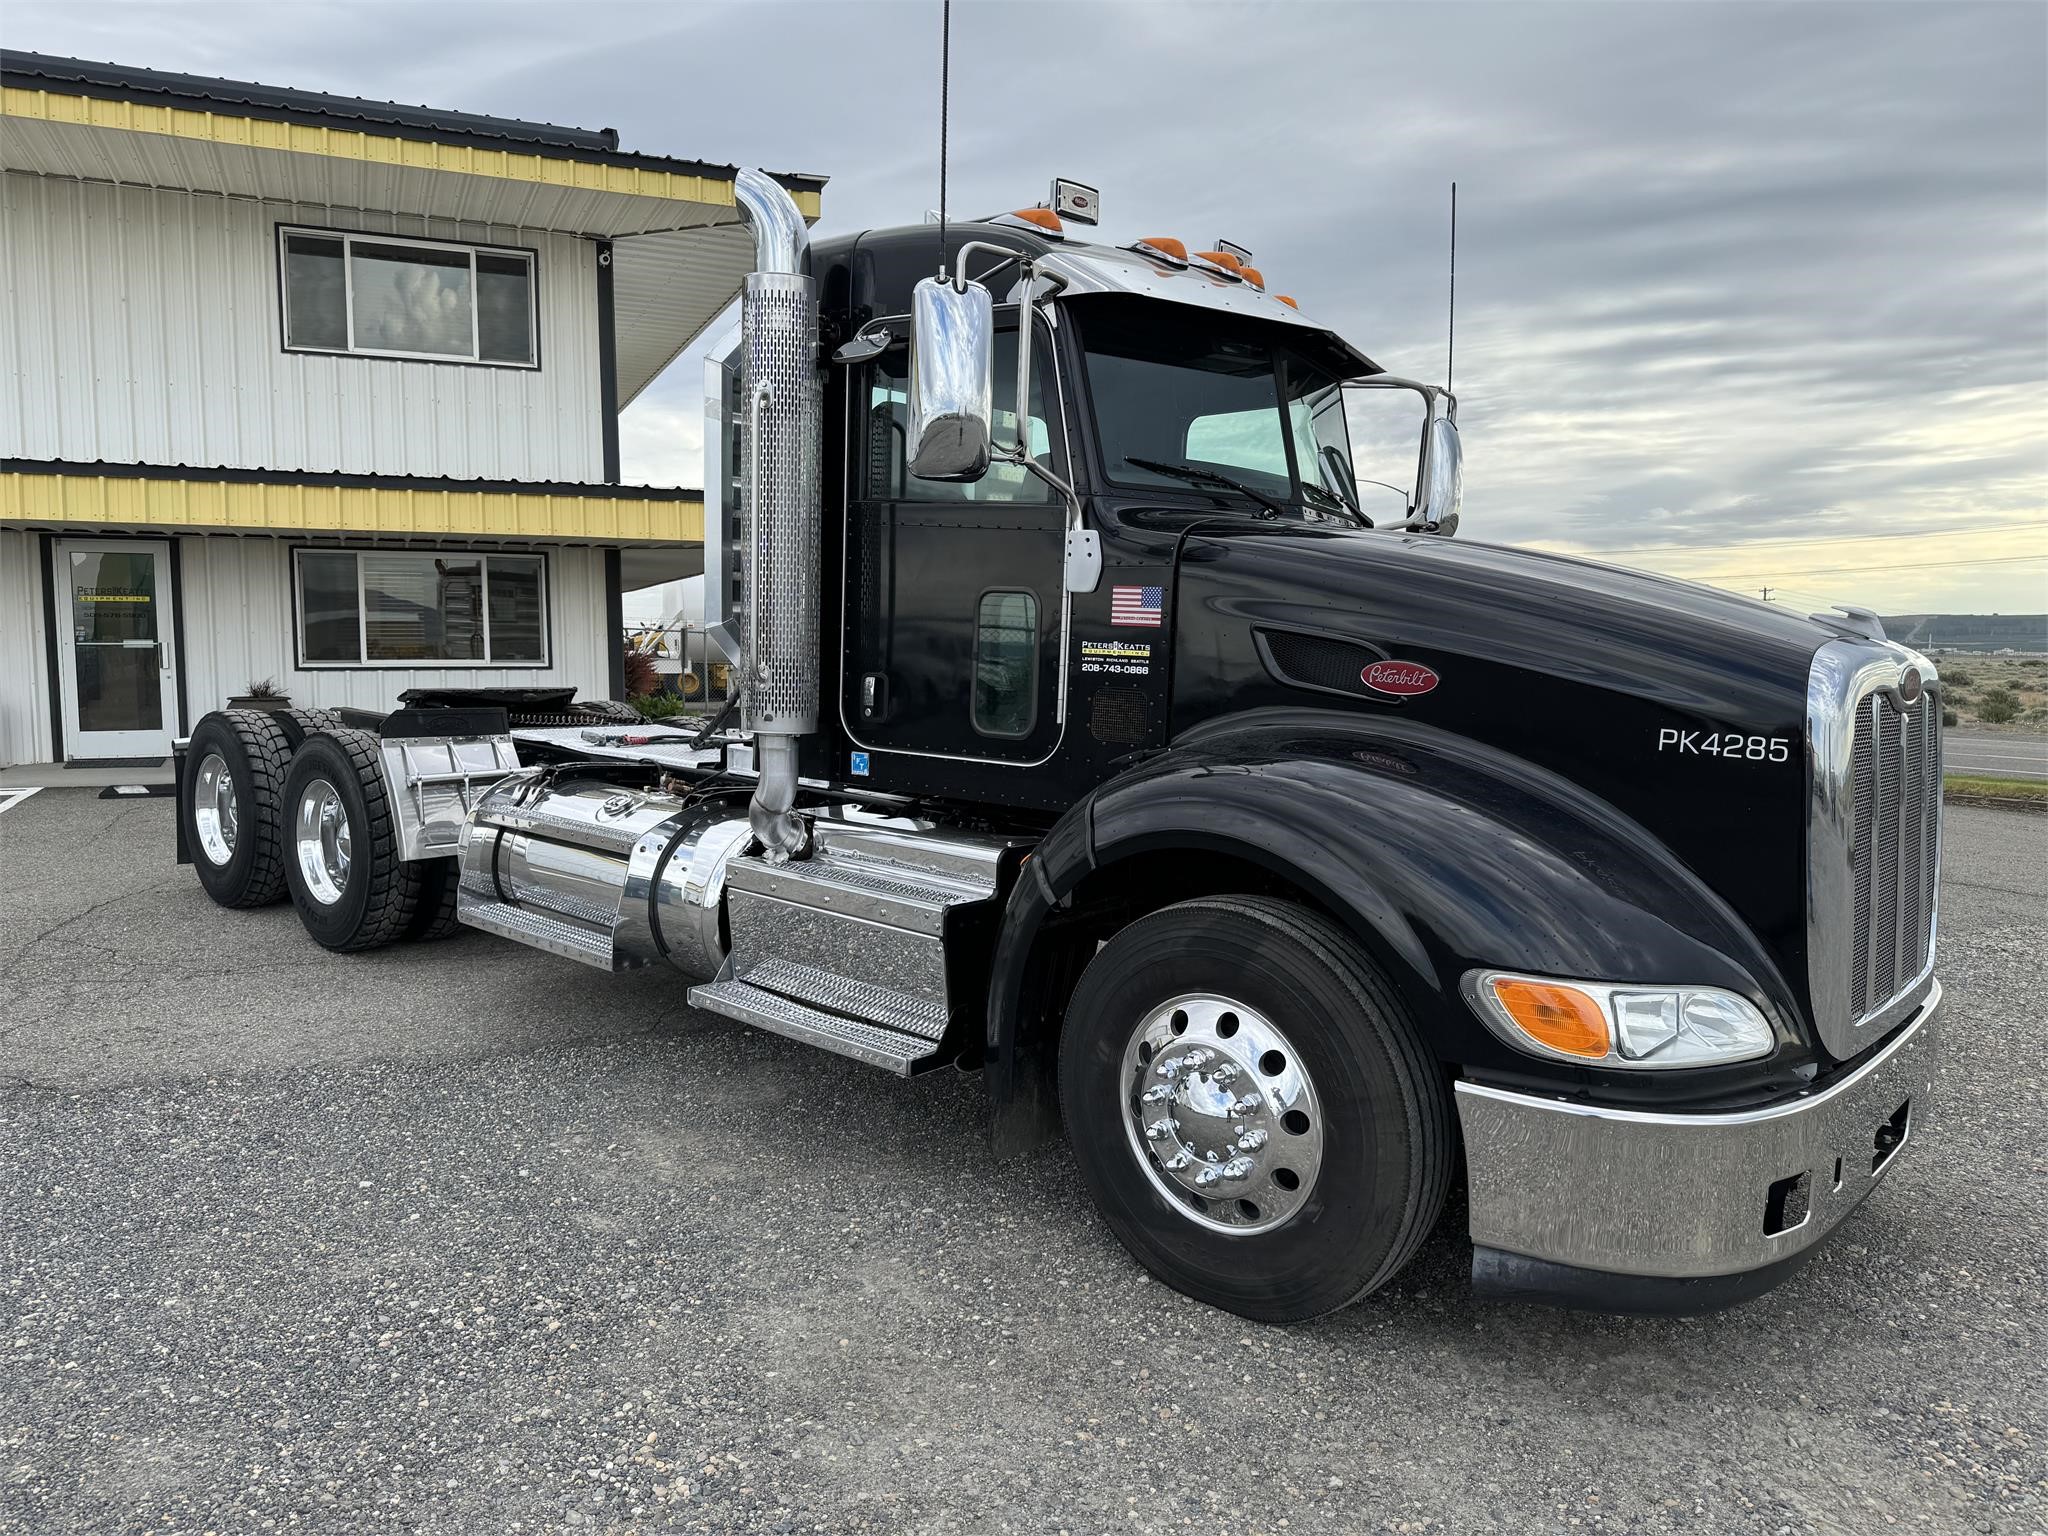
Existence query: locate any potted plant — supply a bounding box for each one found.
[227,678,292,711]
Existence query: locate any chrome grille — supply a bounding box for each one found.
[1845,686,1941,1021]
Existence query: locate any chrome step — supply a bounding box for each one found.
[740,956,949,1042]
[687,979,942,1076]
[456,891,621,972]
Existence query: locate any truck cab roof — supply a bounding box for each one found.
[815,219,1382,379]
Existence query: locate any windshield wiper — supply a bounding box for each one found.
[1124,456,1288,519]
[1299,480,1372,529]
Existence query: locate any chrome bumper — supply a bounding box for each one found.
[1455,979,1942,1282]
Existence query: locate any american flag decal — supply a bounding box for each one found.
[1110,584,1164,628]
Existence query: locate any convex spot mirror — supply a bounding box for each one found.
[907,274,994,482]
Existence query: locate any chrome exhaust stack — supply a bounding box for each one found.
[733,168,821,862]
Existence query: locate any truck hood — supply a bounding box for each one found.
[1173,525,1829,728]
[1169,524,1831,1024]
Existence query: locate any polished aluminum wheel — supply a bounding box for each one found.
[294,778,351,906]
[192,752,238,866]
[1120,993,1325,1234]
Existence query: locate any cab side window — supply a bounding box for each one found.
[973,589,1039,737]
[864,326,1053,503]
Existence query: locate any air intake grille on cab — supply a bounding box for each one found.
[1260,629,1383,698]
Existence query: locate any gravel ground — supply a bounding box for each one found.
[1,791,2042,1536]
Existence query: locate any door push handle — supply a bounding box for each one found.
[860,672,888,721]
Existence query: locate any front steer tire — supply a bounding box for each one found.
[182,709,293,909]
[1058,895,1453,1323]
[280,729,422,952]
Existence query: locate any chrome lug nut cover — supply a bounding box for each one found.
[1119,994,1324,1234]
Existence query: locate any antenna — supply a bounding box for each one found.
[936,0,952,277]
[1446,181,1457,396]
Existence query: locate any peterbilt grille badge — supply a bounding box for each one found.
[1361,660,1439,697]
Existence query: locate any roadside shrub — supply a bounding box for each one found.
[623,646,659,698]
[1941,664,1975,688]
[1976,687,2021,725]
[634,693,688,720]
[1942,709,1958,728]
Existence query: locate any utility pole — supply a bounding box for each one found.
[1760,586,1775,603]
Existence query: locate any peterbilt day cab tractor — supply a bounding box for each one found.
[177,172,1944,1323]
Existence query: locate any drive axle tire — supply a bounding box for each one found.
[1058,895,1453,1323]
[280,729,422,952]
[404,856,464,942]
[182,709,293,909]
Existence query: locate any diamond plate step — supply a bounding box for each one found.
[726,852,989,937]
[738,956,949,1042]
[457,893,620,972]
[687,980,942,1077]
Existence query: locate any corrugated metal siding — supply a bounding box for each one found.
[176,534,612,716]
[0,527,55,766]
[2,170,606,482]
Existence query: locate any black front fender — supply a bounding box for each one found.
[986,708,1811,1150]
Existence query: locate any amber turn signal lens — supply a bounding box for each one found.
[1487,978,1611,1059]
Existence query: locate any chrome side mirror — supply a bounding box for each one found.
[1418,412,1462,534]
[907,275,994,481]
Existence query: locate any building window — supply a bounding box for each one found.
[279,228,538,367]
[972,590,1038,738]
[294,549,548,666]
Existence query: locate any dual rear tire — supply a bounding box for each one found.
[184,711,460,951]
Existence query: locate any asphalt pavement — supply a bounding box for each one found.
[1944,731,2048,782]
[1,791,2043,1535]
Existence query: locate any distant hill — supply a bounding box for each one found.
[1883,614,2048,653]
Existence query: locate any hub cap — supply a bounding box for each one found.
[295,778,351,906]
[1119,993,1325,1234]
[192,752,237,866]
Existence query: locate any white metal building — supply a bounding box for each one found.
[0,50,823,765]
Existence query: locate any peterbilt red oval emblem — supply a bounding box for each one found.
[1361,660,1439,697]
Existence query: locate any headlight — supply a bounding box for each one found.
[1466,971,1775,1070]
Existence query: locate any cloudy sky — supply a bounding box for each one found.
[12,0,2044,616]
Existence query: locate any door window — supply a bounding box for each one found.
[973,590,1039,738]
[864,327,1053,502]
[68,550,163,733]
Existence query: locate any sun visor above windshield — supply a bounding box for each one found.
[1039,245,1381,380]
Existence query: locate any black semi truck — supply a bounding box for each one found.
[177,172,1944,1323]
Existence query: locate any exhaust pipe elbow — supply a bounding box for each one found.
[735,167,809,278]
[748,735,805,862]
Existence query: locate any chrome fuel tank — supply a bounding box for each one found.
[456,771,752,975]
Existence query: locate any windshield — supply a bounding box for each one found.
[1080,302,1356,514]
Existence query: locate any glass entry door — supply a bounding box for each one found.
[52,538,180,760]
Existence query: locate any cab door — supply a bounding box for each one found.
[841,316,1067,768]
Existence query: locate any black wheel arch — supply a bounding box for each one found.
[986,709,1807,1154]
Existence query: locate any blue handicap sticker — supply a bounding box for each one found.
[850,751,871,776]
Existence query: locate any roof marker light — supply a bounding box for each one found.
[1194,249,1243,272]
[1275,295,1299,309]
[1236,265,1265,290]
[995,206,1065,236]
[1132,236,1189,266]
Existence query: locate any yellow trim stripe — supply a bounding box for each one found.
[1,87,825,219]
[1,472,703,544]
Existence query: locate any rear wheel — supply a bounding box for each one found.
[404,856,464,942]
[182,710,292,908]
[281,729,421,951]
[1058,895,1453,1323]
